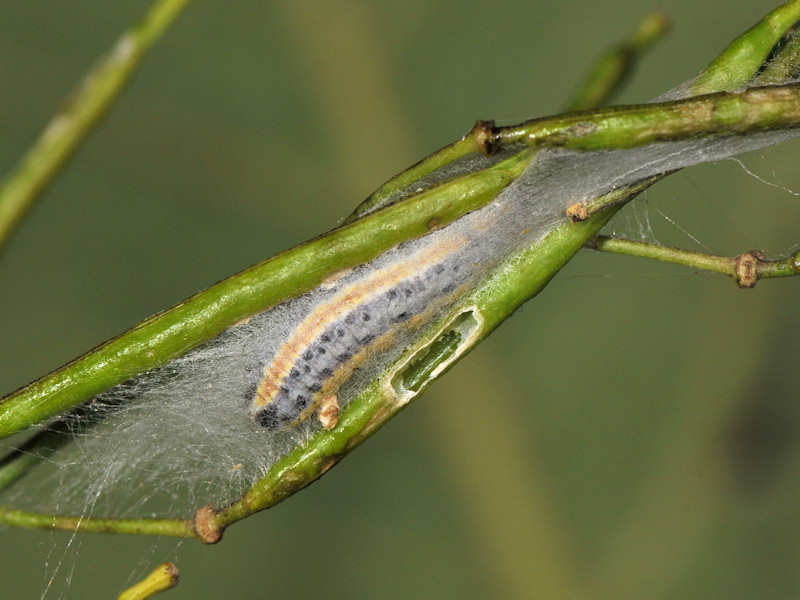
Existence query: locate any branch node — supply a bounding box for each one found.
[193,504,223,544]
[734,250,765,288]
[792,249,800,273]
[472,120,499,155]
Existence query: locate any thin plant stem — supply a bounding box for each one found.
[117,563,180,600]
[492,84,800,150]
[565,13,670,111]
[0,0,192,255]
[0,428,70,493]
[587,235,800,287]
[351,10,669,219]
[0,506,196,538]
[689,0,800,95]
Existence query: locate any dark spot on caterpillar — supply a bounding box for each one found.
[280,386,290,395]
[316,346,326,355]
[303,350,314,361]
[434,264,445,274]
[360,333,375,344]
[394,311,411,323]
[336,328,346,337]
[255,406,280,430]
[321,367,333,377]
[388,289,398,299]
[243,382,257,403]
[404,288,413,297]
[289,368,300,379]
[321,333,331,343]
[453,265,460,272]
[303,363,311,373]
[337,352,352,362]
[344,313,356,325]
[362,312,371,322]
[308,382,322,393]
[294,395,309,409]
[442,283,455,293]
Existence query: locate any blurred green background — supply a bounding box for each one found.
[2,1,800,598]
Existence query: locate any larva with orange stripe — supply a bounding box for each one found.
[247,233,469,430]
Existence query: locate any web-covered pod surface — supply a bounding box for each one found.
[245,129,800,432]
[5,132,796,520]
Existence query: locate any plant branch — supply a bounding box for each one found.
[2,1,800,542]
[0,181,685,541]
[117,563,180,600]
[565,13,670,111]
[587,235,800,287]
[0,506,196,538]
[493,84,800,150]
[5,84,800,441]
[689,0,800,95]
[0,427,70,494]
[0,0,191,255]
[349,0,800,220]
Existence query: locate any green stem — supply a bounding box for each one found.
[350,0,800,222]
[757,253,800,278]
[0,507,196,538]
[689,0,800,94]
[588,235,800,287]
[0,428,70,493]
[566,13,670,111]
[0,0,191,255]
[352,13,670,222]
[117,563,180,600]
[344,120,497,222]
[494,84,800,151]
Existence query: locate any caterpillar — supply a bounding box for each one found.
[247,233,470,430]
